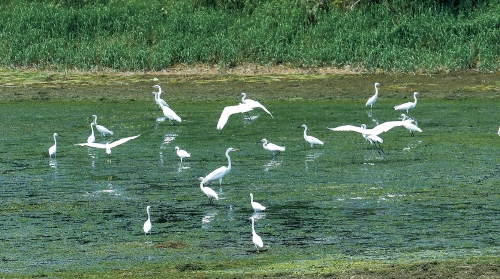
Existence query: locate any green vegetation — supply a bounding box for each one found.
[0,0,499,73]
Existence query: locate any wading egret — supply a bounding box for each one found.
[201,147,239,185]
[394,92,419,113]
[365,82,380,108]
[240,93,273,118]
[143,206,151,235]
[250,217,264,252]
[174,146,191,163]
[399,116,422,136]
[152,85,168,108]
[299,124,324,148]
[157,97,181,124]
[92,115,114,137]
[200,181,219,204]
[49,133,58,158]
[75,134,140,155]
[87,123,95,143]
[250,193,266,211]
[217,103,254,130]
[261,138,285,158]
[329,121,409,153]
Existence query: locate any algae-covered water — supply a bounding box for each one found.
[0,74,499,276]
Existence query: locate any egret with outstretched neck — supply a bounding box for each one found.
[75,134,140,155]
[92,115,113,137]
[201,148,239,185]
[250,216,264,252]
[152,85,168,108]
[394,92,419,113]
[49,133,58,158]
[365,82,380,108]
[299,124,324,148]
[143,206,151,235]
[87,123,95,143]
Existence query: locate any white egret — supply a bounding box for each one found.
[240,93,273,118]
[75,134,140,155]
[217,103,254,130]
[398,115,422,136]
[250,193,266,211]
[250,216,264,252]
[87,123,95,143]
[143,205,152,235]
[299,124,324,148]
[201,147,239,185]
[49,133,58,158]
[157,97,181,124]
[498,126,500,137]
[328,121,410,153]
[200,181,219,204]
[174,146,191,163]
[394,92,419,113]
[261,138,285,158]
[152,85,168,108]
[92,115,113,137]
[365,82,380,108]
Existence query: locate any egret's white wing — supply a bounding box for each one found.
[75,142,107,149]
[107,135,141,148]
[96,124,113,135]
[328,125,366,134]
[161,105,181,122]
[244,99,273,118]
[217,104,253,130]
[202,166,228,184]
[266,142,285,152]
[370,121,406,135]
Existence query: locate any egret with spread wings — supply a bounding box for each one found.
[76,134,140,155]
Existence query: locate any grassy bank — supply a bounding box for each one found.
[0,0,499,73]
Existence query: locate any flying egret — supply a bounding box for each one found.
[365,82,380,108]
[299,124,324,148]
[157,97,181,124]
[201,147,239,185]
[261,138,285,158]
[92,115,113,137]
[328,121,410,153]
[240,92,273,118]
[217,103,254,130]
[87,123,95,143]
[49,133,58,158]
[250,216,264,252]
[394,92,419,113]
[200,181,219,204]
[143,206,152,235]
[174,146,191,163]
[75,134,140,155]
[152,85,168,108]
[250,193,266,211]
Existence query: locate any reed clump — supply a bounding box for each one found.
[0,0,498,73]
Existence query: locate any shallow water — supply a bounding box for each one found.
[1,84,499,274]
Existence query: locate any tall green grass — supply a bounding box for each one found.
[0,0,498,73]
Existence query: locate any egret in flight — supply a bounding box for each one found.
[365,82,380,108]
[299,124,324,148]
[152,85,168,108]
[49,133,58,158]
[250,216,264,252]
[201,147,239,185]
[87,123,95,143]
[143,206,152,235]
[75,134,140,155]
[92,115,113,137]
[217,103,254,130]
[174,146,191,163]
[394,92,419,113]
[250,193,266,211]
[261,138,285,158]
[200,181,219,204]
[328,121,409,153]
[240,93,273,118]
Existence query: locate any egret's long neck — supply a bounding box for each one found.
[241,93,246,103]
[303,127,308,138]
[251,219,256,233]
[226,151,232,170]
[374,84,379,96]
[250,194,254,203]
[90,124,94,136]
[147,208,150,220]
[413,93,418,105]
[200,182,204,190]
[93,115,98,125]
[53,134,57,144]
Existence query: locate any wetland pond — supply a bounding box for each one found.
[0,73,499,276]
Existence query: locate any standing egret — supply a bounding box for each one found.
[328,121,410,153]
[75,134,140,155]
[49,133,58,158]
[92,115,113,137]
[143,206,152,235]
[365,82,380,108]
[200,181,219,204]
[152,85,168,108]
[174,146,191,163]
[250,193,266,211]
[299,124,324,148]
[217,103,254,130]
[87,123,95,143]
[240,93,273,118]
[201,147,239,185]
[394,92,419,113]
[498,126,500,137]
[250,217,264,252]
[157,97,181,125]
[261,138,285,158]
[399,116,422,136]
